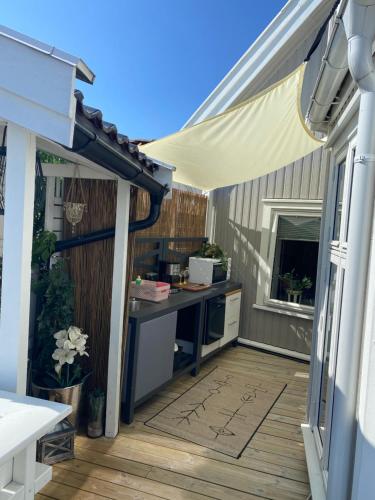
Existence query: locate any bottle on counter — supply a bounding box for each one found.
[135,275,142,285]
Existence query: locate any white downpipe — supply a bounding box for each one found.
[327,2,375,499]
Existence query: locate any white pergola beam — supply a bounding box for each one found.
[0,123,36,394]
[105,180,130,437]
[42,162,118,181]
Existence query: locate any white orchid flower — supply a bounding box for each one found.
[52,348,77,366]
[63,326,89,356]
[54,330,68,340]
[51,326,89,380]
[54,329,68,348]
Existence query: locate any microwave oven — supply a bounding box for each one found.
[188,257,230,285]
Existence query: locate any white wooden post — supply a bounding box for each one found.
[0,123,36,394]
[105,180,130,437]
[12,442,36,499]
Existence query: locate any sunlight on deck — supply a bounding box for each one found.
[39,346,310,500]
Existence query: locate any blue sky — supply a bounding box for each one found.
[1,0,286,139]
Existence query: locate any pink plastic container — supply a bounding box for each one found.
[130,280,170,302]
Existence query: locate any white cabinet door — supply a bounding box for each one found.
[221,291,241,346]
[201,340,221,358]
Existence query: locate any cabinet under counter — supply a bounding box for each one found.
[122,281,241,424]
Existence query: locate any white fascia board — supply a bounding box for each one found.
[0,24,94,83]
[147,158,175,199]
[42,162,117,181]
[0,27,92,146]
[184,0,333,127]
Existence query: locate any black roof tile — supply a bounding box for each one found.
[74,90,157,173]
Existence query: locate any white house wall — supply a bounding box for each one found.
[212,147,329,355]
[205,16,330,356]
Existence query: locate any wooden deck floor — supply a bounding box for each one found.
[38,346,311,500]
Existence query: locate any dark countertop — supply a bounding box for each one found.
[129,281,242,322]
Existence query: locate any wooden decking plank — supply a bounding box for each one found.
[55,458,210,500]
[268,412,304,426]
[52,467,162,500]
[41,479,109,499]
[75,434,309,500]
[119,423,309,483]
[44,346,310,500]
[74,446,263,500]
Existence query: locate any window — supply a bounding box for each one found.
[318,263,337,445]
[332,148,355,245]
[256,200,322,317]
[271,215,320,306]
[332,163,345,241]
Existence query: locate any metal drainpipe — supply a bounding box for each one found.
[327,1,375,499]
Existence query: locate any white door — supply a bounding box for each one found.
[311,143,355,482]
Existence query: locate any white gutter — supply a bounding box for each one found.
[307,0,348,132]
[326,1,375,498]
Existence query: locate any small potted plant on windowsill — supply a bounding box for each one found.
[279,269,313,304]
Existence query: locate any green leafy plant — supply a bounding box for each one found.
[279,269,313,292]
[38,150,67,164]
[32,258,76,386]
[197,242,228,271]
[32,230,57,267]
[88,388,106,421]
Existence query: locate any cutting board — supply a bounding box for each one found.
[172,282,211,292]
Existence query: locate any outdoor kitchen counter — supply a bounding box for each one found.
[123,281,242,424]
[128,280,242,322]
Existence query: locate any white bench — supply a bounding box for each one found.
[0,390,70,499]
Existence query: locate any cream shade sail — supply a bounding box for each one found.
[140,64,323,191]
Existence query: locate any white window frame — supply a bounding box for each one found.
[255,199,322,319]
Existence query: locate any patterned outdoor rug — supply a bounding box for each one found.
[146,367,286,458]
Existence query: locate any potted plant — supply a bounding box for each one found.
[197,242,228,271]
[279,269,313,304]
[31,230,89,428]
[32,325,89,428]
[87,388,106,438]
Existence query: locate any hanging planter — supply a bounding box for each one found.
[64,167,87,234]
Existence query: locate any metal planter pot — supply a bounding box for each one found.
[32,382,83,429]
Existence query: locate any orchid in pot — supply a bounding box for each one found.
[32,325,89,428]
[31,230,90,428]
[52,326,89,386]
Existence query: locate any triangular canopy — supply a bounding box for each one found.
[140,64,322,191]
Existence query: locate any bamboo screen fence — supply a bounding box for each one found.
[63,181,207,391]
[135,189,207,238]
[134,189,208,276]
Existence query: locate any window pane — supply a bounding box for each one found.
[318,264,337,445]
[343,149,355,242]
[271,216,320,306]
[333,163,345,241]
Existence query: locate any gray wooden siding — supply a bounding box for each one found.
[212,148,329,355]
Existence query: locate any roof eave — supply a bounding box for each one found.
[307,0,349,132]
[184,0,336,127]
[0,24,95,84]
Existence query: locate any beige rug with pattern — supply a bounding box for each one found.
[146,367,286,458]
